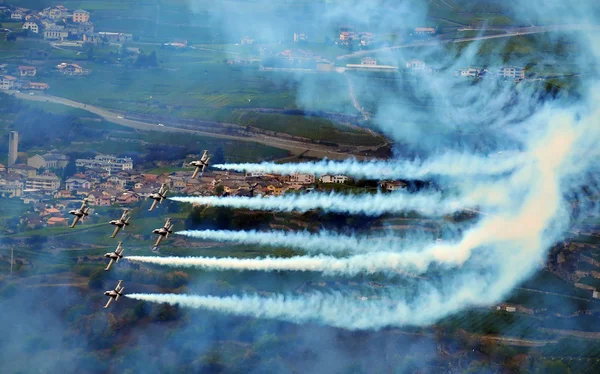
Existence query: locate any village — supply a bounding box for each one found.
[0,130,408,231]
[0,3,531,97]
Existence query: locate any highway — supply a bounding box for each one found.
[10,91,376,160]
[337,24,599,60]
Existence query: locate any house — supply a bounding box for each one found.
[170,177,187,190]
[240,36,254,44]
[0,163,5,172]
[44,26,69,41]
[456,67,480,77]
[57,63,89,75]
[10,11,24,20]
[319,175,349,184]
[66,178,91,191]
[115,191,139,204]
[499,66,525,80]
[0,174,24,197]
[26,174,61,192]
[287,173,315,185]
[133,187,154,199]
[8,164,37,178]
[72,9,90,23]
[43,6,68,20]
[266,181,285,196]
[96,32,133,43]
[415,27,435,35]
[28,153,69,169]
[22,21,40,34]
[0,75,17,90]
[66,22,94,36]
[47,217,67,226]
[54,190,72,199]
[41,207,61,217]
[361,57,377,66]
[293,33,307,43]
[86,191,111,206]
[339,31,356,41]
[76,154,133,172]
[107,176,127,188]
[18,66,37,77]
[406,59,426,70]
[380,180,407,192]
[27,82,50,90]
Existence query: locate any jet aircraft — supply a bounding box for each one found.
[104,280,125,308]
[152,218,174,247]
[104,242,126,271]
[190,150,210,179]
[148,184,168,212]
[109,209,130,238]
[69,198,90,228]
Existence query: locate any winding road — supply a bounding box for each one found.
[337,24,599,60]
[10,91,378,160]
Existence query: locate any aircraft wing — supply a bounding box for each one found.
[104,297,113,309]
[191,167,200,179]
[70,216,80,228]
[105,259,115,271]
[110,226,120,238]
[148,199,158,212]
[201,150,208,160]
[116,280,123,290]
[79,200,87,210]
[154,236,163,247]
[116,288,124,300]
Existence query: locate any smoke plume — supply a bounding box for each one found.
[171,190,493,216]
[213,151,525,180]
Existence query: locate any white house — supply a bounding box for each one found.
[287,173,315,185]
[499,66,525,80]
[319,174,349,184]
[22,21,40,34]
[10,11,24,20]
[26,175,61,192]
[456,67,480,77]
[0,75,18,90]
[44,26,69,41]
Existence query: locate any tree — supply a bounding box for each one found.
[87,46,94,60]
[62,155,77,181]
[215,184,225,196]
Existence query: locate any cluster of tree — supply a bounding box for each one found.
[134,50,158,68]
[185,206,274,231]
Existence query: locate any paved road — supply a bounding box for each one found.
[337,24,599,60]
[10,91,375,160]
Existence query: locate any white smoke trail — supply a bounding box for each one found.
[175,229,406,254]
[171,190,490,216]
[130,113,590,276]
[213,151,526,180]
[129,103,599,330]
